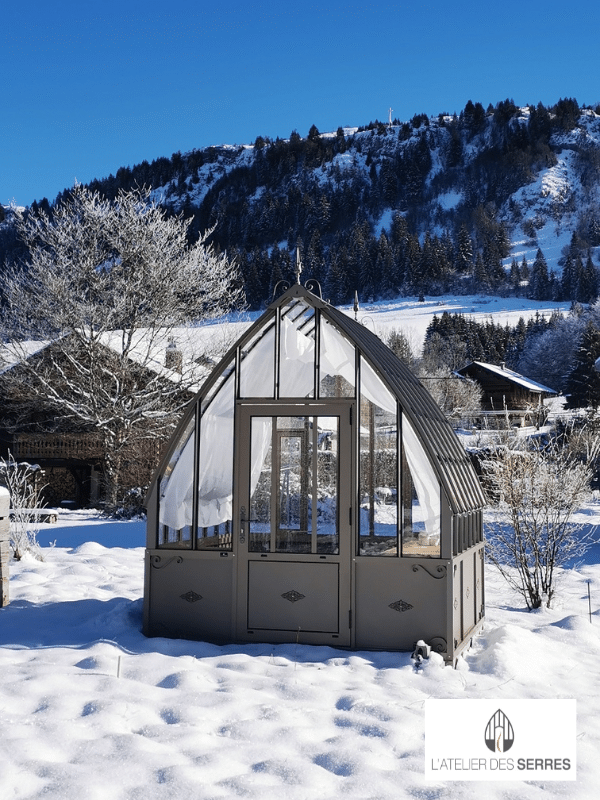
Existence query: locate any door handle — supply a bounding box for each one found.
[239,506,258,543]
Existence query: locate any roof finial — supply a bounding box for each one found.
[353,290,359,321]
[295,245,302,284]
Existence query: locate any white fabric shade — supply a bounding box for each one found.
[158,310,440,539]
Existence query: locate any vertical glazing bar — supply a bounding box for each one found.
[368,399,375,537]
[192,404,200,549]
[270,417,278,552]
[356,354,360,556]
[395,403,401,557]
[274,307,281,399]
[311,416,318,553]
[314,309,321,399]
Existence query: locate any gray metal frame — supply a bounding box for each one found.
[235,401,353,646]
[143,285,485,663]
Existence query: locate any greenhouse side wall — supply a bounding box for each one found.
[450,541,485,664]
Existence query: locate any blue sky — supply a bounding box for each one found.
[2,0,599,208]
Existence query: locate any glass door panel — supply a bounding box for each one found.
[248,415,339,554]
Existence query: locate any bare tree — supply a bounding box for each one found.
[483,432,599,609]
[382,328,482,427]
[384,327,418,369]
[0,454,46,560]
[419,368,482,428]
[0,185,244,506]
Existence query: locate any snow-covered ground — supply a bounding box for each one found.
[1,509,599,799]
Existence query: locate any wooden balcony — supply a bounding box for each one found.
[8,433,105,462]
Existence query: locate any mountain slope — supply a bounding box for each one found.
[4,98,600,308]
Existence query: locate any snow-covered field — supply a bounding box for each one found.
[211,293,572,365]
[341,293,571,354]
[1,509,600,799]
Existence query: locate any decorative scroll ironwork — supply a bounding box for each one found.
[429,637,447,654]
[151,555,183,570]
[412,564,447,580]
[389,599,413,613]
[272,279,292,299]
[180,590,203,603]
[304,278,323,299]
[281,589,305,603]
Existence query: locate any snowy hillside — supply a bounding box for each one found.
[7,98,600,311]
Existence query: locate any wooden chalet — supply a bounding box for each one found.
[456,361,557,427]
[0,337,193,507]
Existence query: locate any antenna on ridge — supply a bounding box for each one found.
[388,107,393,127]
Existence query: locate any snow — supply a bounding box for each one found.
[374,208,393,238]
[2,509,600,798]
[339,294,571,356]
[437,190,463,210]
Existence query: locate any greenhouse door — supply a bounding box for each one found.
[236,403,353,646]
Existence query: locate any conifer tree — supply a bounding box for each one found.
[561,252,576,300]
[528,248,550,299]
[564,321,600,410]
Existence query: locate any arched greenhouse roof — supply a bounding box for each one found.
[156,285,484,517]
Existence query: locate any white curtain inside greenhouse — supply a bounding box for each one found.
[158,426,195,531]
[196,372,235,528]
[239,325,275,398]
[360,358,440,537]
[158,310,440,539]
[279,315,315,396]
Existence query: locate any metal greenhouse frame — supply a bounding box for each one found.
[143,284,485,663]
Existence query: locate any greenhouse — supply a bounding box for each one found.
[143,284,485,663]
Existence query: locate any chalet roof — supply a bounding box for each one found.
[0,328,226,391]
[0,340,48,376]
[457,361,557,396]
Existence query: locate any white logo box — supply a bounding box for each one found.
[425,699,576,781]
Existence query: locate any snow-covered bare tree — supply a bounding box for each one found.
[384,327,418,370]
[483,433,599,609]
[0,185,244,506]
[0,454,46,560]
[419,369,482,428]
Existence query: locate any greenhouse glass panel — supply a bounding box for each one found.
[401,416,441,557]
[279,301,316,397]
[196,364,235,548]
[358,363,398,556]
[319,319,355,398]
[158,412,195,547]
[248,415,339,554]
[249,417,273,553]
[239,321,276,399]
[201,359,235,416]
